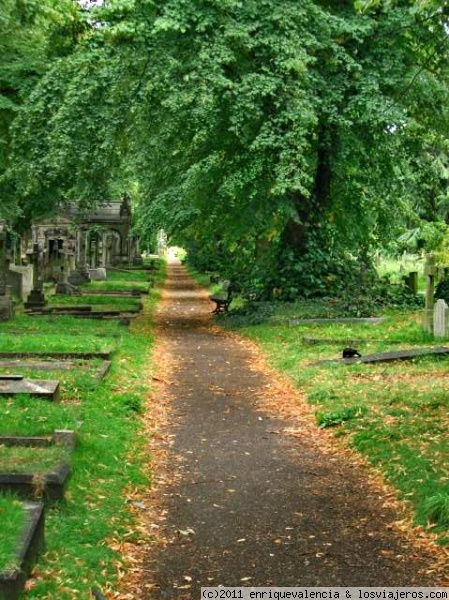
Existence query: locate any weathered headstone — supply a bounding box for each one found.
[88,267,107,281]
[9,264,33,299]
[433,298,448,338]
[0,232,14,321]
[403,271,418,294]
[68,228,90,286]
[56,240,78,295]
[423,253,436,333]
[24,244,47,309]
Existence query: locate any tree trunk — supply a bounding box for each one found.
[282,121,336,255]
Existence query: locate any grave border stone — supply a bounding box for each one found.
[0,501,45,600]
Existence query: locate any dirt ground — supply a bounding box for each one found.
[118,262,448,599]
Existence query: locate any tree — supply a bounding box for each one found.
[0,0,85,222]
[132,0,449,295]
[4,0,449,296]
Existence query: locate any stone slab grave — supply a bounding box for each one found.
[0,429,76,450]
[0,358,112,382]
[310,346,449,366]
[26,307,138,319]
[0,501,45,600]
[0,430,75,502]
[0,350,114,360]
[83,289,144,297]
[302,337,405,346]
[0,377,60,401]
[289,317,386,326]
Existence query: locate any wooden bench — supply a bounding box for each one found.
[210,283,234,314]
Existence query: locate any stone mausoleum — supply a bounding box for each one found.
[28,194,141,281]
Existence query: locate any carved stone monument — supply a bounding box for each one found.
[24,244,47,309]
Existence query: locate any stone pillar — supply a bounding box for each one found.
[100,233,108,268]
[0,232,14,321]
[68,229,90,286]
[423,253,436,333]
[24,243,47,309]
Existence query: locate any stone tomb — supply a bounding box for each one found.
[0,350,113,360]
[310,346,449,366]
[0,430,74,502]
[0,377,60,401]
[0,358,112,383]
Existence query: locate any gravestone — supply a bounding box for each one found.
[24,244,47,309]
[403,271,418,294]
[68,229,90,286]
[0,232,14,321]
[423,253,436,333]
[9,264,33,299]
[433,298,448,338]
[55,240,78,295]
[0,378,60,400]
[88,267,107,281]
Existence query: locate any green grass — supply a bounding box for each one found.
[233,302,449,538]
[0,260,166,598]
[0,496,26,571]
[47,294,141,313]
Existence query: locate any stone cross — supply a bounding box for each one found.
[24,243,47,309]
[434,299,448,338]
[31,243,43,290]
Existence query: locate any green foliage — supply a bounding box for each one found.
[3,0,449,292]
[418,492,449,530]
[316,406,365,428]
[434,279,449,304]
[0,0,86,220]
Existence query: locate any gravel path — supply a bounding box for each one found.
[136,262,442,598]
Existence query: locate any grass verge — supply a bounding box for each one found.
[0,262,166,598]
[220,302,449,541]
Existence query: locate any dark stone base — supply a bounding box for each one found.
[0,294,14,321]
[68,269,90,286]
[0,464,71,502]
[55,281,79,295]
[24,289,46,310]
